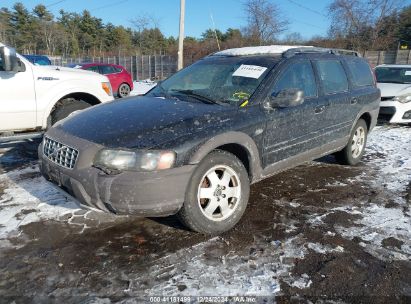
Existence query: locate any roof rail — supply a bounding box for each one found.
[331,48,361,57]
[283,47,361,58]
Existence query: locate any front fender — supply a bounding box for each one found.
[188,131,263,183]
[39,87,108,128]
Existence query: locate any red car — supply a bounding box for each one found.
[70,63,134,98]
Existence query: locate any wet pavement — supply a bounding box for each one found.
[0,125,410,303]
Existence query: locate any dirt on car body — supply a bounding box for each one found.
[0,126,410,302]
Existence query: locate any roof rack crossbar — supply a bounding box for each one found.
[283,47,361,58]
[330,48,361,57]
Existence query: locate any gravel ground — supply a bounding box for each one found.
[0,125,410,303]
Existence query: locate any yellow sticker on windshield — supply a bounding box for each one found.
[240,100,249,107]
[233,91,251,100]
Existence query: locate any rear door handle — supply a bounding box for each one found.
[351,98,358,105]
[315,105,325,114]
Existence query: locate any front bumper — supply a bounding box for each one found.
[379,100,411,124]
[38,128,196,216]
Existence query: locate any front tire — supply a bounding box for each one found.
[177,150,250,234]
[49,98,91,127]
[336,119,368,165]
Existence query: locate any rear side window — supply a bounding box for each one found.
[272,60,317,98]
[100,65,116,75]
[346,59,374,87]
[316,60,348,94]
[114,66,122,73]
[86,66,100,73]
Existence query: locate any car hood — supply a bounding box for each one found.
[377,83,411,97]
[55,96,237,149]
[35,65,103,76]
[28,63,109,83]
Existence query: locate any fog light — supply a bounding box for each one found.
[402,111,411,119]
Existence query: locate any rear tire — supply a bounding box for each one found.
[49,98,91,127]
[118,83,131,98]
[336,119,368,165]
[177,150,250,235]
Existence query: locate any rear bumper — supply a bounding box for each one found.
[38,129,195,216]
[379,100,411,124]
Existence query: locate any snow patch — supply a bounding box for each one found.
[334,126,411,261]
[130,79,157,96]
[0,165,118,246]
[128,235,310,297]
[289,273,312,289]
[214,45,313,56]
[306,242,345,254]
[336,204,411,261]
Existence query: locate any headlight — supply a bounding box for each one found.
[102,82,113,96]
[393,94,411,103]
[94,149,176,172]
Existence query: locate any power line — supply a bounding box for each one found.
[290,18,325,30]
[286,0,328,18]
[46,0,67,8]
[90,0,130,12]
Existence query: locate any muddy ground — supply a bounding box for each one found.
[0,125,410,303]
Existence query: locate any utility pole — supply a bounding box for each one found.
[210,13,221,51]
[178,0,185,70]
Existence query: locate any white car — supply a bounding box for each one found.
[375,64,411,124]
[0,43,114,136]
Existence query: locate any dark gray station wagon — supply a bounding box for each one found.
[39,46,380,234]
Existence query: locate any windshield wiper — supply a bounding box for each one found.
[171,89,225,105]
[156,82,176,99]
[378,80,407,84]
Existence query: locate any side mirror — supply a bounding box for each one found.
[265,88,304,109]
[0,46,23,72]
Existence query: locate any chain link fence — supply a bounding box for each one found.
[363,50,411,66]
[50,55,178,81]
[49,50,411,82]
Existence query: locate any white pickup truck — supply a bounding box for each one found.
[0,43,114,138]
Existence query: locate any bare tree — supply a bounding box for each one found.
[282,32,305,45]
[243,0,289,45]
[328,0,402,51]
[130,14,161,54]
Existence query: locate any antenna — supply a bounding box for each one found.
[210,12,221,51]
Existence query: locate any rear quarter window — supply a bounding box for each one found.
[315,60,349,94]
[86,66,100,73]
[346,59,374,87]
[101,65,116,75]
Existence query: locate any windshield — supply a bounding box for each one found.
[24,56,51,66]
[34,58,51,65]
[67,63,83,68]
[375,67,411,84]
[147,56,277,105]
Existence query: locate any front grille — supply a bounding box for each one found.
[43,137,79,169]
[378,113,394,123]
[381,96,394,101]
[379,106,396,115]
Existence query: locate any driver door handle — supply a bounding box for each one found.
[314,105,325,114]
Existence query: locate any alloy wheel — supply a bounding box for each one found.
[119,84,130,97]
[197,165,241,221]
[351,126,365,158]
